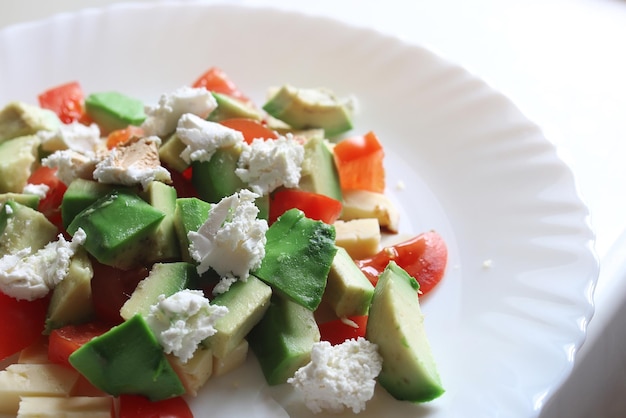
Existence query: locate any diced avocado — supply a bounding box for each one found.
[262,85,354,137]
[212,338,248,377]
[253,208,336,311]
[207,92,262,122]
[0,193,39,209]
[120,262,199,320]
[61,179,116,229]
[205,275,272,359]
[323,246,374,317]
[66,190,165,269]
[173,197,212,263]
[84,91,146,135]
[0,101,60,143]
[248,293,320,385]
[158,133,189,173]
[298,136,343,202]
[0,135,40,193]
[168,345,214,396]
[191,146,245,203]
[44,247,94,333]
[143,181,181,263]
[0,201,58,257]
[69,314,185,401]
[365,262,444,402]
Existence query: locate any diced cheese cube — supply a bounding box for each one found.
[340,190,400,233]
[168,346,213,397]
[0,364,79,415]
[212,338,248,378]
[17,396,113,418]
[333,219,381,259]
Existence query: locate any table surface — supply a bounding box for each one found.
[2,1,625,416]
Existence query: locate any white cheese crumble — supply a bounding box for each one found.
[92,136,171,190]
[288,337,382,414]
[42,149,101,185]
[141,86,217,138]
[235,134,304,195]
[37,121,102,154]
[22,183,50,199]
[146,289,228,364]
[176,113,244,164]
[0,228,87,301]
[187,189,267,291]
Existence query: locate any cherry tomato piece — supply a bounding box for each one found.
[219,118,278,144]
[333,131,385,193]
[318,315,368,345]
[269,189,342,225]
[48,322,111,368]
[0,292,49,361]
[37,81,86,124]
[118,394,194,418]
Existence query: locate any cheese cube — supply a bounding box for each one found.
[333,219,381,259]
[340,190,400,233]
[17,396,113,417]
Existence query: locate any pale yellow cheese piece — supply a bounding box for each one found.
[333,218,381,259]
[0,364,79,415]
[340,189,400,233]
[168,346,214,397]
[212,338,248,378]
[17,396,113,418]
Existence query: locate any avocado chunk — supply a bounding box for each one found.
[120,262,199,320]
[253,208,336,311]
[205,275,272,359]
[323,246,374,318]
[298,136,343,202]
[0,201,58,257]
[61,179,116,229]
[159,133,189,173]
[84,91,146,135]
[262,85,354,137]
[66,190,165,269]
[0,193,39,209]
[0,135,40,193]
[44,247,94,333]
[248,293,320,385]
[365,262,444,402]
[173,197,213,263]
[207,92,262,122]
[143,181,181,263]
[0,101,60,143]
[69,314,185,401]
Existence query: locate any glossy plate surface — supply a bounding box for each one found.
[0,3,598,417]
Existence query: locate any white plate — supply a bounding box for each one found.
[0,3,598,417]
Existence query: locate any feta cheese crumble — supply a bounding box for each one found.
[0,228,87,301]
[235,134,304,195]
[22,183,50,199]
[176,113,244,164]
[92,136,171,189]
[42,149,102,185]
[146,289,228,363]
[288,337,382,414]
[187,189,267,291]
[141,86,217,138]
[37,121,102,154]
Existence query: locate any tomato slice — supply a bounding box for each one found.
[0,292,49,361]
[269,189,342,225]
[106,125,145,149]
[27,166,67,229]
[333,131,385,193]
[219,118,278,144]
[38,81,86,124]
[191,66,250,103]
[318,315,368,345]
[118,394,194,418]
[48,322,111,368]
[90,260,150,324]
[355,231,448,295]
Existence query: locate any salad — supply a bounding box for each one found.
[0,66,448,417]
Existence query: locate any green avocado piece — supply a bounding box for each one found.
[262,85,354,138]
[248,293,320,385]
[143,181,180,263]
[207,92,262,122]
[158,133,189,173]
[44,247,94,334]
[0,135,40,193]
[366,261,444,402]
[120,262,199,320]
[323,246,374,317]
[0,101,60,143]
[66,190,165,269]
[205,275,272,359]
[173,197,212,263]
[298,136,343,202]
[84,91,146,135]
[0,200,58,257]
[69,314,186,401]
[253,208,336,311]
[61,179,117,229]
[0,193,40,209]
